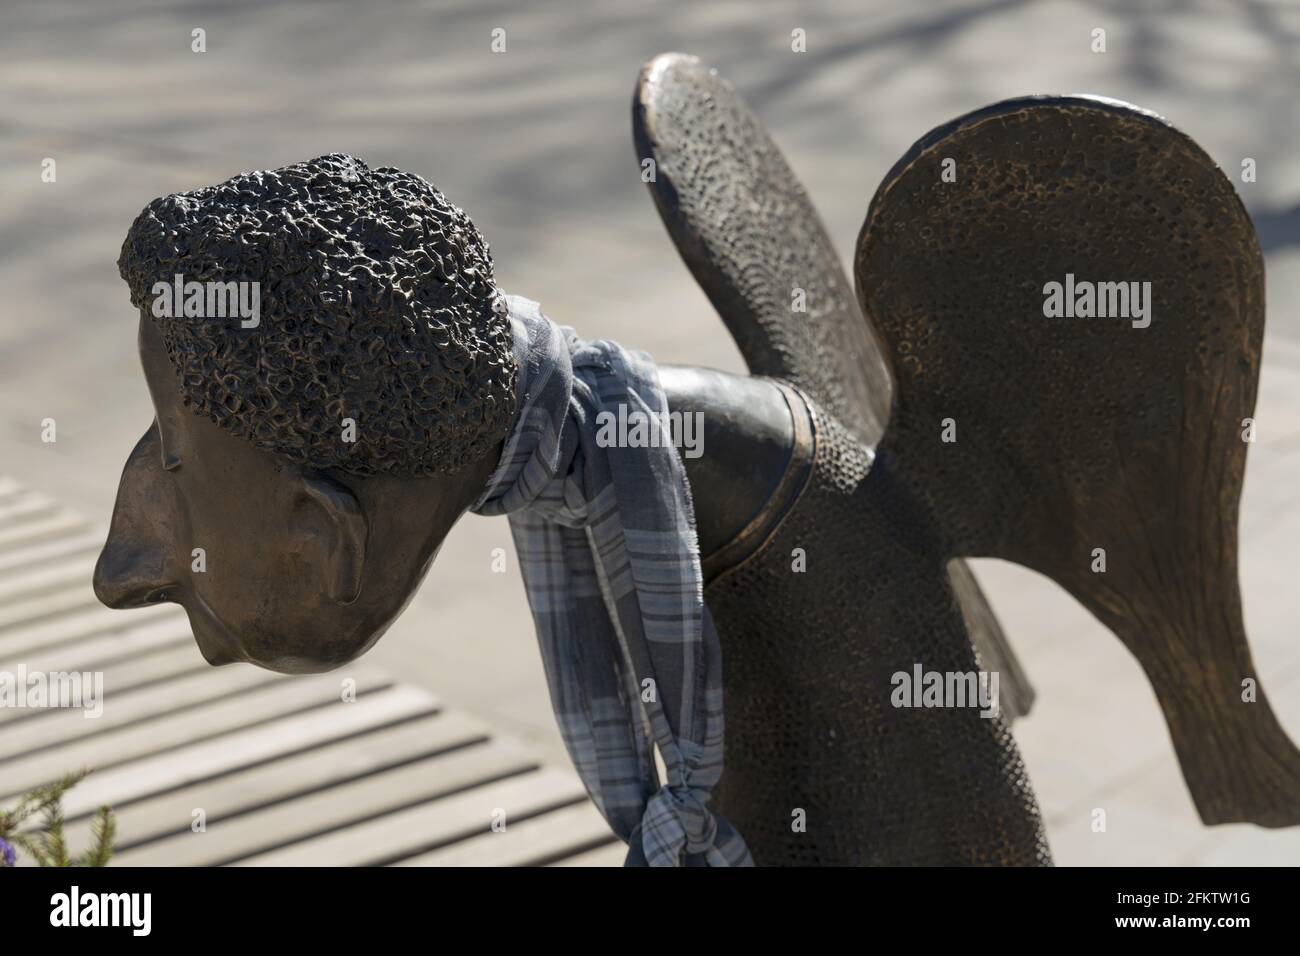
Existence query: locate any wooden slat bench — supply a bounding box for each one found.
[0,476,619,867]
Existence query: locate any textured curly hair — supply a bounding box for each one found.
[117,153,518,477]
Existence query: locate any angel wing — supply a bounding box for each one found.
[855,94,1297,827]
[633,52,1035,721]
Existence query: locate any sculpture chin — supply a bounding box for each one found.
[180,591,384,674]
[180,594,244,667]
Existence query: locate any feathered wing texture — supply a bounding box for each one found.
[633,52,1034,721]
[856,95,1299,827]
[634,53,890,448]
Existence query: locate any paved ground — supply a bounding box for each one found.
[2,0,1300,864]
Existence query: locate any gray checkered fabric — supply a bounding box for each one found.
[472,295,753,867]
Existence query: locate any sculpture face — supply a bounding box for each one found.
[94,154,515,673]
[93,313,498,673]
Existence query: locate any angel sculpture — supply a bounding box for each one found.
[95,53,1294,866]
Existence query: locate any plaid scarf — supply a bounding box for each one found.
[472,295,753,867]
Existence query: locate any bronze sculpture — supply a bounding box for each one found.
[93,52,1297,865]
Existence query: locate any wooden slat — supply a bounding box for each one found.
[0,494,60,526]
[0,664,282,761]
[116,741,535,866]
[0,557,95,603]
[551,841,628,867]
[0,667,389,800]
[233,768,589,866]
[0,512,91,551]
[0,478,604,868]
[0,601,178,661]
[0,492,60,526]
[0,582,101,631]
[0,531,102,576]
[59,683,437,818]
[78,640,204,695]
[0,615,191,676]
[396,801,615,867]
[0,641,201,729]
[61,711,475,853]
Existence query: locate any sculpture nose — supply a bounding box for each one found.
[94,424,179,610]
[93,543,172,609]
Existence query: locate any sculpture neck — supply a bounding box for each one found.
[656,365,796,560]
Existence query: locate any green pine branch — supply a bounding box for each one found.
[0,769,116,867]
[77,807,117,868]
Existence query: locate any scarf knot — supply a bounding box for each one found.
[472,295,752,868]
[647,784,718,855]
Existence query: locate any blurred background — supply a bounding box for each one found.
[2,0,1300,864]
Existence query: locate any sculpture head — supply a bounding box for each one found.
[95,154,518,673]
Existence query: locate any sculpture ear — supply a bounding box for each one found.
[295,472,368,605]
